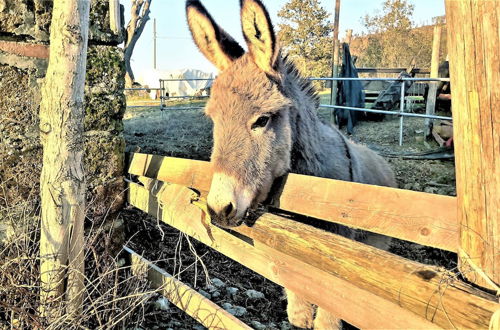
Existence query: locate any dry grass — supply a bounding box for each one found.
[0,198,161,329]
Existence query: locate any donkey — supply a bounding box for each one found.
[186,0,397,328]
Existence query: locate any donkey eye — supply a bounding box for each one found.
[251,115,270,130]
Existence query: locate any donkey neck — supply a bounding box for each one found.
[281,60,333,177]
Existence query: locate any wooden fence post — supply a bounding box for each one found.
[39,0,90,320]
[329,0,341,107]
[445,0,499,291]
[424,24,442,138]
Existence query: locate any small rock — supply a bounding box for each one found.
[226,287,239,296]
[193,325,205,330]
[222,302,233,310]
[212,290,221,298]
[211,277,225,288]
[251,320,266,330]
[424,186,438,194]
[153,296,170,311]
[222,302,242,316]
[198,289,211,299]
[206,284,217,292]
[280,320,292,330]
[245,289,265,299]
[231,306,247,317]
[116,258,126,267]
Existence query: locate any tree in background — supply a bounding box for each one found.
[124,0,152,87]
[355,0,435,69]
[277,0,332,80]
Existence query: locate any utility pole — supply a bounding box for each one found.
[329,0,341,107]
[153,18,157,70]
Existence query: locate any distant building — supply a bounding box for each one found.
[136,68,214,99]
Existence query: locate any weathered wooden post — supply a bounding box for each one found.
[39,0,90,320]
[424,24,442,137]
[445,0,499,292]
[329,0,341,107]
[424,24,442,138]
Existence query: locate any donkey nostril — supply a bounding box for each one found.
[222,203,234,217]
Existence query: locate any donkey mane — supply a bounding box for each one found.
[279,55,396,187]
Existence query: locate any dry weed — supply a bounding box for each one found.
[0,199,159,329]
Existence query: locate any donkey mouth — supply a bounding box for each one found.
[210,217,244,228]
[207,204,245,228]
[208,207,262,228]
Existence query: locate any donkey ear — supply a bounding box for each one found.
[186,0,244,71]
[240,0,279,73]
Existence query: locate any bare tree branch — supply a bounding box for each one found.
[124,0,152,87]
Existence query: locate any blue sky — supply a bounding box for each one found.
[122,0,445,77]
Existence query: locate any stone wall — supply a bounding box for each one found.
[0,0,126,242]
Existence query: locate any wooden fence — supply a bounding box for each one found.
[125,152,498,329]
[123,2,499,329]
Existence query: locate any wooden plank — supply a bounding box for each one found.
[126,247,251,330]
[0,40,50,59]
[129,182,498,329]
[127,153,458,252]
[446,0,500,289]
[425,25,442,137]
[275,173,457,252]
[127,181,443,329]
[127,153,212,192]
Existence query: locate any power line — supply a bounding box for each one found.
[156,36,192,40]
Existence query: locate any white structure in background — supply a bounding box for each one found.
[136,68,214,99]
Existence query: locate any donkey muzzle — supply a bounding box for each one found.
[207,172,254,227]
[207,203,244,228]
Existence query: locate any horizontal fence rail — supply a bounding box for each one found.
[356,67,430,74]
[159,78,214,81]
[319,104,453,120]
[310,77,450,82]
[160,95,209,99]
[125,246,251,330]
[127,153,458,252]
[125,152,499,329]
[124,87,164,91]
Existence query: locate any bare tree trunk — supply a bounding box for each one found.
[39,0,90,321]
[124,0,152,87]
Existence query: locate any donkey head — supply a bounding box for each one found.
[187,0,294,227]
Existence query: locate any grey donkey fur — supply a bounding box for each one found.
[186,0,396,328]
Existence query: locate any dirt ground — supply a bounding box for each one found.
[123,98,457,329]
